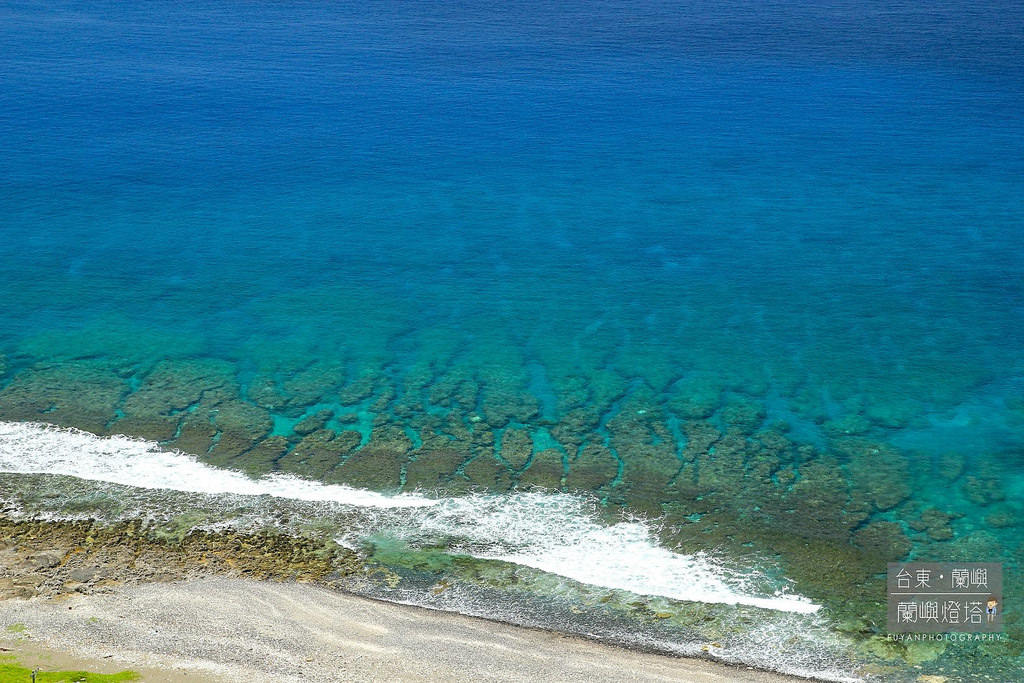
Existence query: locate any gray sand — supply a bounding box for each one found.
[0,577,816,682]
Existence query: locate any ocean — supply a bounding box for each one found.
[1,1,1022,679]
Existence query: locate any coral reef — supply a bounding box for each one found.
[2,333,1020,681]
[0,361,128,434]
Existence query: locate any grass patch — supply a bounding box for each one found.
[0,655,139,682]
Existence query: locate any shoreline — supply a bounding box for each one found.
[1,576,821,683]
[0,515,836,682]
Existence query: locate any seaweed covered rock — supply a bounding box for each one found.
[692,430,753,498]
[332,426,413,490]
[116,359,236,442]
[210,400,273,458]
[837,439,911,512]
[852,521,912,559]
[331,447,404,490]
[338,371,379,405]
[937,452,965,482]
[549,406,601,453]
[461,452,512,491]
[666,374,723,420]
[499,427,534,471]
[129,359,234,413]
[822,414,872,438]
[293,409,334,436]
[0,361,127,434]
[939,530,1004,563]
[403,446,470,491]
[231,435,289,476]
[426,374,477,412]
[171,410,220,455]
[277,429,360,479]
[681,420,720,462]
[772,456,860,541]
[985,504,1023,529]
[565,443,619,491]
[608,400,679,508]
[283,362,346,407]
[247,373,290,412]
[480,375,540,427]
[963,474,1006,506]
[908,507,957,542]
[718,398,766,435]
[516,448,565,489]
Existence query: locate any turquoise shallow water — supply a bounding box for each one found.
[2,1,1023,679]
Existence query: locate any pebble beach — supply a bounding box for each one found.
[1,577,809,683]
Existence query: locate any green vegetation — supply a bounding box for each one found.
[0,656,139,682]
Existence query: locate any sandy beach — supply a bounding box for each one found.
[0,577,818,682]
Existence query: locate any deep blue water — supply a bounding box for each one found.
[3,1,1023,437]
[2,1,1023,678]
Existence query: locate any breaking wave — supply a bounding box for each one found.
[0,420,819,613]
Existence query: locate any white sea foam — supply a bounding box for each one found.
[0,422,436,508]
[403,493,821,614]
[0,421,819,614]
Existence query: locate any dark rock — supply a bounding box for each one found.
[404,448,469,491]
[517,448,565,489]
[24,550,63,570]
[565,443,619,491]
[293,410,333,436]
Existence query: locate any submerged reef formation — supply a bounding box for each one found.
[0,340,1022,676]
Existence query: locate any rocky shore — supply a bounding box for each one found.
[0,515,362,602]
[0,515,812,682]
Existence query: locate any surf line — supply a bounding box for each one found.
[0,421,820,614]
